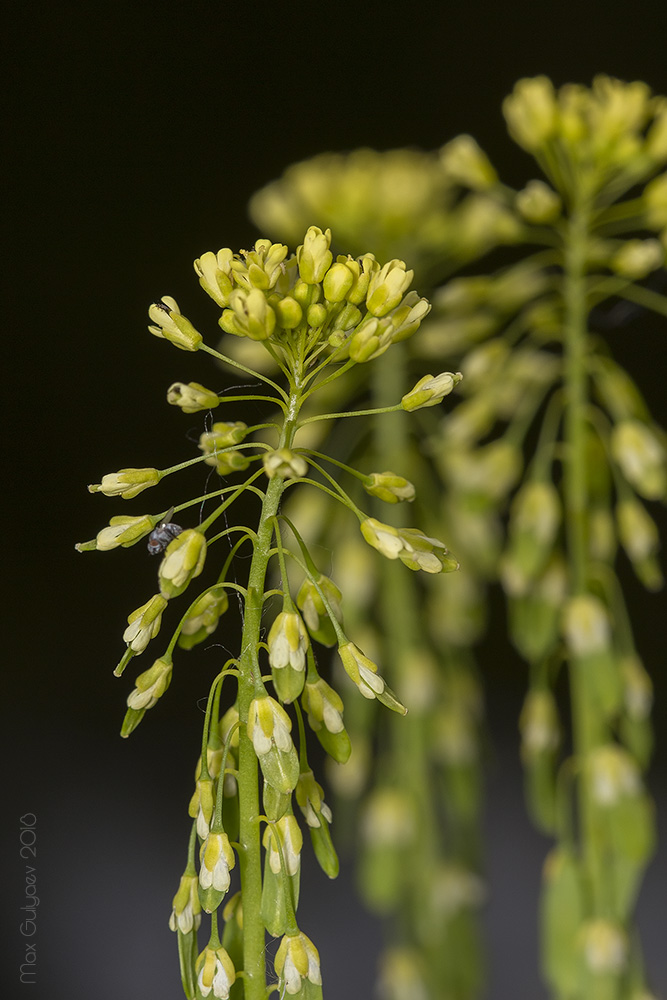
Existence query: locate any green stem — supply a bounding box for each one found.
[562,200,606,910]
[235,388,301,1000]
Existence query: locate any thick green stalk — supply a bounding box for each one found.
[562,203,606,912]
[235,393,300,1000]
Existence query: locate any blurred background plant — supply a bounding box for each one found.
[247,75,667,1000]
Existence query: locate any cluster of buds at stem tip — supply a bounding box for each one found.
[275,931,323,997]
[360,518,458,574]
[88,467,160,499]
[401,371,462,411]
[338,642,406,714]
[190,228,432,363]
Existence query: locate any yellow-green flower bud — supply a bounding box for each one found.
[617,497,663,590]
[306,302,328,328]
[169,872,201,934]
[296,769,333,830]
[148,296,203,351]
[262,448,308,480]
[274,295,303,329]
[292,277,322,310]
[232,239,289,291]
[329,301,362,336]
[519,689,560,760]
[621,655,653,721]
[247,696,292,753]
[193,249,234,307]
[199,831,236,896]
[158,529,207,599]
[501,480,561,593]
[347,316,382,362]
[123,594,168,653]
[167,381,220,414]
[296,575,343,647]
[94,514,154,550]
[360,518,404,559]
[364,471,415,504]
[360,517,457,574]
[127,655,172,711]
[195,943,236,999]
[296,226,332,284]
[587,744,641,806]
[338,641,406,713]
[188,776,216,839]
[646,98,667,161]
[401,371,462,411]
[502,76,558,151]
[385,292,431,343]
[643,172,667,229]
[439,134,498,189]
[611,239,664,279]
[199,422,250,477]
[263,814,303,876]
[301,676,350,763]
[563,594,611,656]
[377,948,427,1000]
[247,696,299,792]
[268,612,309,672]
[611,419,667,499]
[302,677,345,735]
[221,287,276,341]
[515,179,562,223]
[563,594,622,719]
[179,589,229,650]
[345,253,379,304]
[268,611,309,703]
[322,260,355,302]
[89,467,160,499]
[429,863,486,919]
[275,931,322,996]
[443,440,522,502]
[580,919,628,975]
[366,259,413,317]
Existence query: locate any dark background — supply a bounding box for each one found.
[4,2,667,998]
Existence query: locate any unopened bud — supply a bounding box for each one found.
[167,381,220,413]
[401,372,462,411]
[148,297,202,351]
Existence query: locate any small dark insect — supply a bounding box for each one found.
[147,507,184,555]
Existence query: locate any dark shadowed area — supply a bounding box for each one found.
[4,2,666,998]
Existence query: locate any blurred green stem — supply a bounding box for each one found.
[562,201,605,912]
